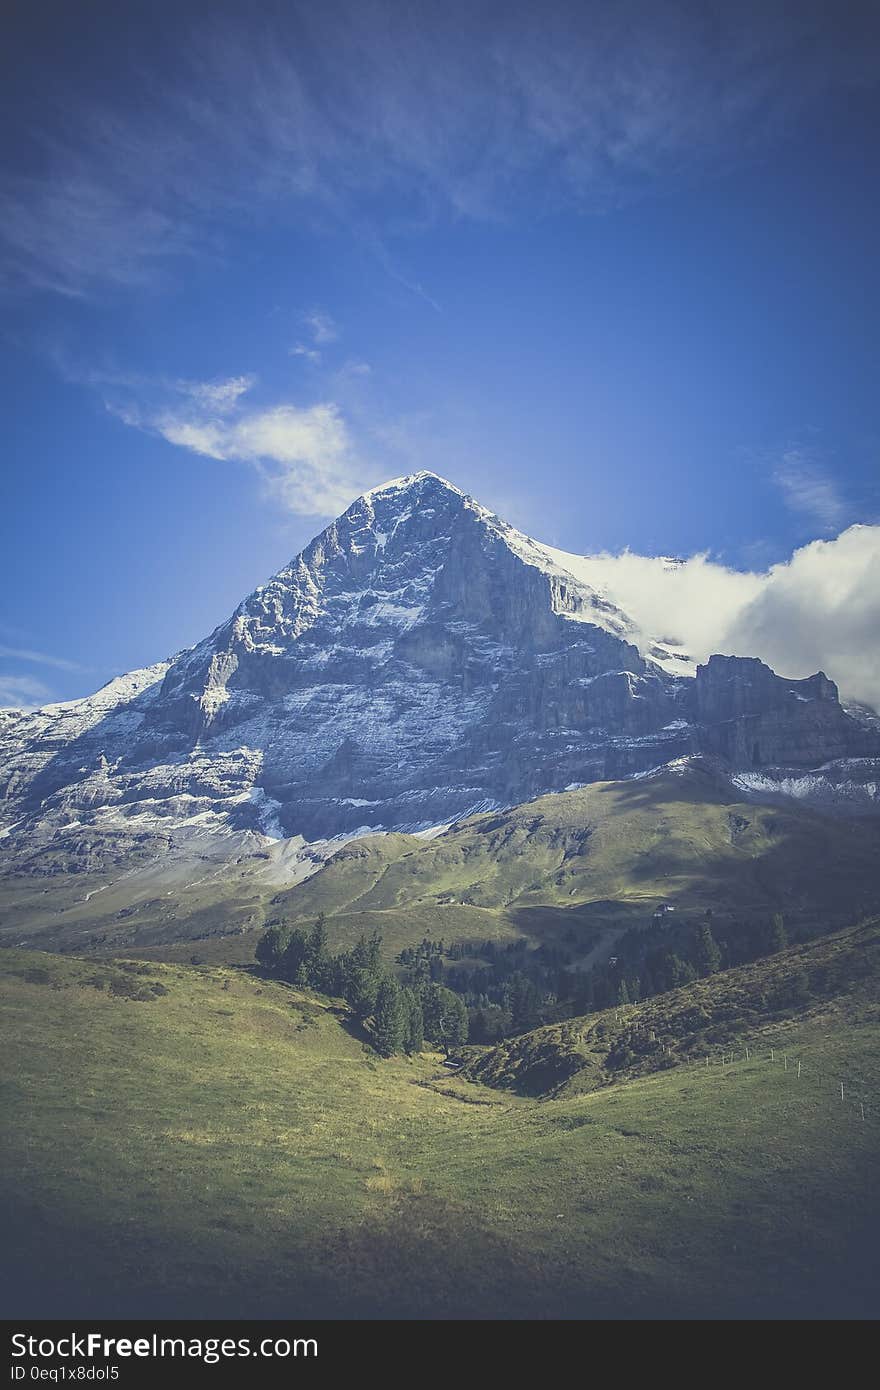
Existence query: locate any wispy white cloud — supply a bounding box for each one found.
[0,673,55,710]
[46,349,257,417]
[176,375,256,413]
[4,2,878,296]
[109,376,377,515]
[772,448,847,532]
[0,644,89,673]
[303,310,338,344]
[772,458,845,528]
[0,171,193,297]
[151,415,227,458]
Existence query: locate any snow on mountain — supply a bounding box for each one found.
[1,472,877,880]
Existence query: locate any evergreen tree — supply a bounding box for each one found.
[305,914,330,989]
[694,923,722,976]
[422,984,469,1055]
[468,1003,511,1043]
[373,978,406,1056]
[366,932,384,971]
[326,949,351,999]
[442,991,469,1054]
[349,933,372,969]
[255,924,291,974]
[343,933,385,1016]
[502,972,541,1032]
[617,978,630,1006]
[676,957,698,985]
[280,928,309,983]
[347,965,383,1019]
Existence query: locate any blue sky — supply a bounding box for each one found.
[2,0,880,707]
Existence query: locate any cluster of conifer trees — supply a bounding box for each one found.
[415,912,796,1042]
[577,912,790,1014]
[255,916,468,1057]
[257,908,803,1053]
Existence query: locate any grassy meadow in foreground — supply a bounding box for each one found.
[1,938,878,1319]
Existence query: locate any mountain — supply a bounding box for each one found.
[1,472,878,897]
[4,474,877,1323]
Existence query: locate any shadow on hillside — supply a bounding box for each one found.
[3,1188,878,1321]
[508,899,650,940]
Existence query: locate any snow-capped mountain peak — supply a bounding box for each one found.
[2,474,877,874]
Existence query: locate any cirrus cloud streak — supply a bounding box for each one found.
[4,1,880,296]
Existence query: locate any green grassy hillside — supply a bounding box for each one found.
[4,766,879,974]
[464,917,880,1095]
[271,766,880,964]
[1,937,878,1319]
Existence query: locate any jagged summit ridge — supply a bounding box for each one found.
[159,469,639,734]
[1,474,878,874]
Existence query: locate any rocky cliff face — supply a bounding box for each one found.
[1,472,878,876]
[692,656,875,767]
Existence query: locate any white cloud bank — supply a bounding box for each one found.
[721,526,880,709]
[552,526,880,710]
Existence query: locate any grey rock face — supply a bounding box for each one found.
[693,655,874,769]
[1,472,878,873]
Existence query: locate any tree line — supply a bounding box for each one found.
[404,911,803,1043]
[257,906,825,1054]
[255,916,468,1057]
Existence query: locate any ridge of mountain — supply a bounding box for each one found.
[1,472,878,895]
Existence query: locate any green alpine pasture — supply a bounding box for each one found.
[6,767,880,973]
[265,767,880,968]
[2,930,878,1319]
